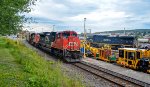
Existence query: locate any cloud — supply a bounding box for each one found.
[25,0,150,33]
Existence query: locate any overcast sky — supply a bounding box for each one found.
[25,0,150,33]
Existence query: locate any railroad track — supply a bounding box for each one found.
[73,62,150,87]
[24,41,150,87]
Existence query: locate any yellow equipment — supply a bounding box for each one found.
[117,48,141,69]
[85,42,99,58]
[91,47,99,58]
[99,47,111,62]
[80,41,100,58]
[143,49,150,72]
[98,44,117,62]
[144,49,150,58]
[80,41,114,60]
[117,48,149,72]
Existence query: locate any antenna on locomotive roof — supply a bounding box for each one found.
[53,25,55,32]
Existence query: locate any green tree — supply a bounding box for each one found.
[0,0,37,35]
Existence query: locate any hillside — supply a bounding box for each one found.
[0,37,84,87]
[95,29,150,34]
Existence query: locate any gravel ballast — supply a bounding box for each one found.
[23,41,117,87]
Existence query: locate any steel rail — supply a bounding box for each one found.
[73,62,149,87]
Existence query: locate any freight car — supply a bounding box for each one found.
[27,31,82,62]
[91,35,136,50]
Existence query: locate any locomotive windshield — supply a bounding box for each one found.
[72,33,77,37]
[63,32,70,38]
[61,31,77,38]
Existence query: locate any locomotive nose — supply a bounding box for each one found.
[68,37,80,51]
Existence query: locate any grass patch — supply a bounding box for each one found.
[0,37,84,87]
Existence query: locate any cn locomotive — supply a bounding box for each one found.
[26,31,82,62]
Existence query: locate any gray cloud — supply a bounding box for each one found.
[26,0,150,33]
[51,0,99,17]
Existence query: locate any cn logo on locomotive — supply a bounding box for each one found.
[68,42,78,46]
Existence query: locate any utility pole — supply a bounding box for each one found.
[124,27,126,35]
[53,25,55,32]
[84,18,86,58]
